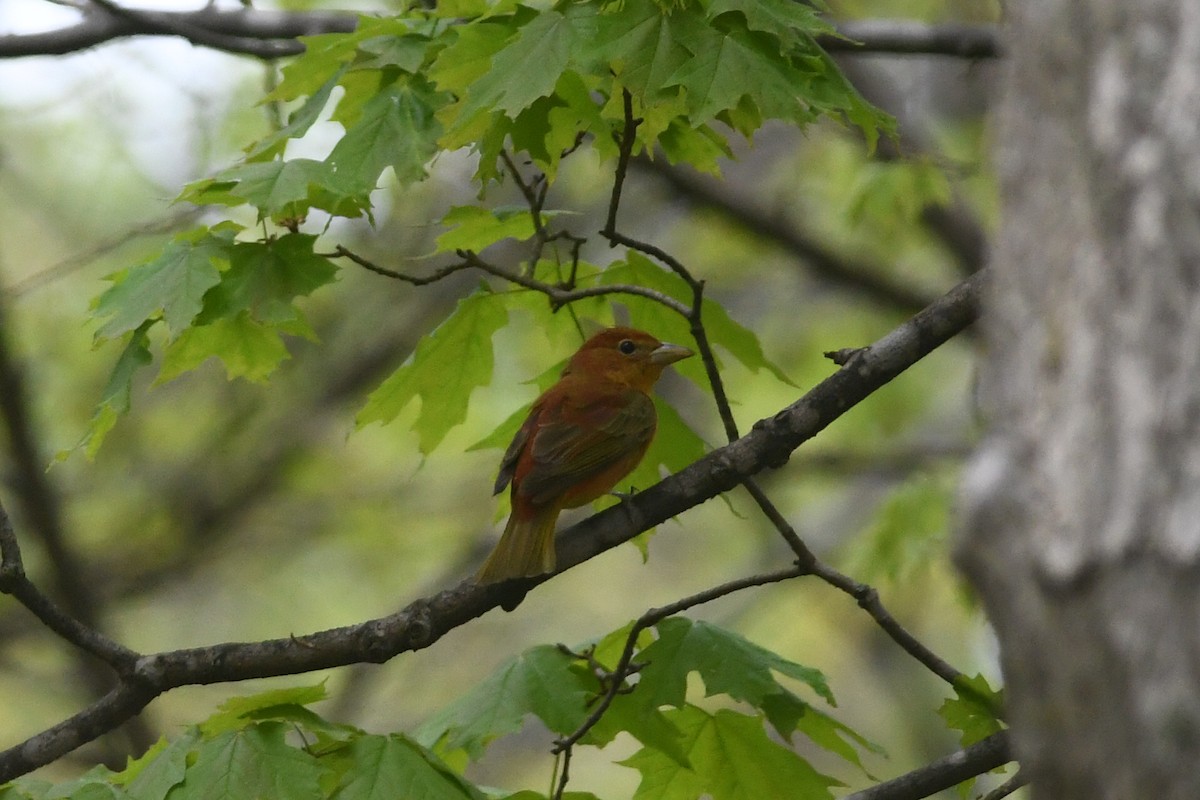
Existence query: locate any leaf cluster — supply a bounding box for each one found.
[76,0,892,460]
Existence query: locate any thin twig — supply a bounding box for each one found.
[810,561,967,690]
[455,250,693,315]
[979,769,1027,800]
[326,246,470,284]
[0,501,140,671]
[601,89,641,237]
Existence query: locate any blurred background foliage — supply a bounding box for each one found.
[0,0,1000,795]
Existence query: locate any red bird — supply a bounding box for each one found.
[476,327,693,583]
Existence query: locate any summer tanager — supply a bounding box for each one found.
[476,327,693,584]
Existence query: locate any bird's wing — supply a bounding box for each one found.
[494,401,542,495]
[518,388,657,506]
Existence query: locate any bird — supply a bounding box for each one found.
[476,327,693,584]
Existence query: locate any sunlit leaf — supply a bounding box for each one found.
[119,732,198,800]
[93,227,235,340]
[415,645,592,759]
[156,315,287,384]
[621,706,838,800]
[358,289,508,453]
[434,205,538,253]
[198,684,330,737]
[326,734,482,800]
[174,723,323,800]
[328,75,444,191]
[635,617,833,710]
[939,674,1005,747]
[197,234,338,326]
[61,321,154,462]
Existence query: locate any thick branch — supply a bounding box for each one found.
[0,269,984,782]
[0,8,997,61]
[845,731,1012,800]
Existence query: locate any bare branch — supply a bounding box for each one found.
[824,20,1001,59]
[637,159,939,314]
[844,731,1012,800]
[0,4,354,60]
[601,89,641,238]
[0,8,997,61]
[0,502,138,671]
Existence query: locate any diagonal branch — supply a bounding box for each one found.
[844,731,1013,800]
[0,268,985,783]
[0,502,138,671]
[637,159,939,313]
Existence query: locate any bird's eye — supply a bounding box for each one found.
[618,339,637,355]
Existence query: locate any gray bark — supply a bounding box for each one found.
[957,2,1200,798]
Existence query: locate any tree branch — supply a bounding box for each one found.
[844,731,1012,800]
[0,4,355,59]
[636,159,939,314]
[0,8,997,61]
[826,20,1001,59]
[0,268,985,783]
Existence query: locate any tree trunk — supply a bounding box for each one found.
[956,2,1200,798]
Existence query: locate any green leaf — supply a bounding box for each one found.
[0,779,51,800]
[705,0,834,48]
[663,25,808,124]
[246,71,344,162]
[199,684,329,737]
[621,706,838,800]
[198,159,332,217]
[327,734,482,800]
[355,32,432,74]
[120,732,198,800]
[434,205,538,253]
[269,29,367,101]
[33,775,119,800]
[656,120,731,175]
[635,617,833,710]
[93,228,234,340]
[846,157,952,233]
[328,75,444,192]
[157,313,291,384]
[585,690,689,768]
[452,8,599,123]
[939,674,1005,747]
[760,691,882,776]
[592,2,699,100]
[357,289,507,454]
[845,471,953,583]
[429,22,513,99]
[197,234,338,326]
[175,723,324,800]
[415,645,592,759]
[61,321,154,462]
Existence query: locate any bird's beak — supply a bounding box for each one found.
[650,342,694,366]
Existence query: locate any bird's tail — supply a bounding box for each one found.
[476,507,559,584]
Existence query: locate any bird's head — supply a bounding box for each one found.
[564,327,693,391]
